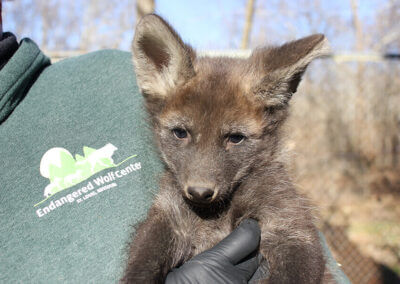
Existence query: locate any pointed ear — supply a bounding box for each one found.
[246,34,330,107]
[132,14,196,99]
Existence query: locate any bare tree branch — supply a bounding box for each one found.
[136,0,155,26]
[241,0,255,49]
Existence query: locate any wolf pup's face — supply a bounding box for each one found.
[132,14,329,207]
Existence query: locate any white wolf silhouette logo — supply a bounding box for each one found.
[40,144,118,197]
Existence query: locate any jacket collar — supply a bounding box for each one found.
[0,38,50,124]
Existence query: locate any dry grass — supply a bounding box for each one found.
[284,59,400,279]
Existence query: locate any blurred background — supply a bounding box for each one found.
[3,0,400,282]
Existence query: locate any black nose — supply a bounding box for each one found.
[187,187,214,202]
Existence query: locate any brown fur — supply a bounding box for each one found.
[123,14,331,283]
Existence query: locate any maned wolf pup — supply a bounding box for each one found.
[124,14,330,283]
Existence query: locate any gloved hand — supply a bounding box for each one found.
[165,219,267,284]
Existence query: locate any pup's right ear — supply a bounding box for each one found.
[132,14,196,101]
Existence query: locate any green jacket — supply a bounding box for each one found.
[0,38,162,283]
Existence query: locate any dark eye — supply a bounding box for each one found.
[228,134,245,144]
[172,128,188,139]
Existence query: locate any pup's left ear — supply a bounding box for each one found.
[245,34,330,107]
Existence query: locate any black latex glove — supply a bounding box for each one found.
[165,219,266,284]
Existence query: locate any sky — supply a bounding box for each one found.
[154,0,386,51]
[2,0,393,52]
[155,0,245,49]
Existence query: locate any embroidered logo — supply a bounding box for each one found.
[34,144,140,217]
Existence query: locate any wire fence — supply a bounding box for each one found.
[322,223,395,283]
[46,50,400,62]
